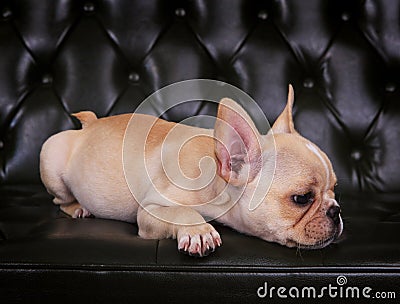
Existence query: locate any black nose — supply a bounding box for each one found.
[327,206,341,225]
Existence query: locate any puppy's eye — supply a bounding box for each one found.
[292,192,314,205]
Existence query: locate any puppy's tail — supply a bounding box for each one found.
[72,111,98,128]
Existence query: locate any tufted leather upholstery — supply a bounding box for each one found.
[1,0,399,302]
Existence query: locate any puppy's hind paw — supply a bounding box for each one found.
[73,207,91,219]
[60,202,92,219]
[177,223,222,257]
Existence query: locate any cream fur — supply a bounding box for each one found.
[40,86,343,256]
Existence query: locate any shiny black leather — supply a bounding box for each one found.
[0,0,399,302]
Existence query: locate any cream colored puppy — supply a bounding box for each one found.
[40,86,343,257]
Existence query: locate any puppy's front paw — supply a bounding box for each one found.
[177,223,222,257]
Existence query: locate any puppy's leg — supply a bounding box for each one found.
[40,131,77,207]
[60,201,92,219]
[137,205,222,257]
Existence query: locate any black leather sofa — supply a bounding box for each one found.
[1,0,399,303]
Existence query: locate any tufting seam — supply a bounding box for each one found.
[0,21,40,133]
[44,14,83,71]
[229,20,259,67]
[140,17,176,86]
[91,13,132,70]
[88,14,133,115]
[183,19,221,74]
[52,84,78,128]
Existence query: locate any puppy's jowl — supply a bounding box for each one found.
[40,85,343,257]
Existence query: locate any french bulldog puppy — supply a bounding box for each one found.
[40,85,343,257]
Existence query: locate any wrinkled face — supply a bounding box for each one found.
[248,134,343,249]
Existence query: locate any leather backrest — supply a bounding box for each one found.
[0,0,399,194]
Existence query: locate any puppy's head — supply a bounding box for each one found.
[214,85,343,249]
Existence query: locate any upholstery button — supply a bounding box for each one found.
[175,8,186,17]
[351,149,363,161]
[83,2,95,13]
[303,78,314,89]
[42,73,53,85]
[258,10,268,20]
[2,7,12,20]
[385,82,396,93]
[341,12,350,21]
[0,140,3,150]
[129,72,140,83]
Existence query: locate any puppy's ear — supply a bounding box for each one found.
[214,98,262,186]
[271,84,296,134]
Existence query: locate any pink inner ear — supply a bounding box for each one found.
[229,139,246,157]
[214,102,262,184]
[228,140,247,172]
[221,104,258,154]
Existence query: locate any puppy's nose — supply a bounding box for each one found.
[326,206,341,225]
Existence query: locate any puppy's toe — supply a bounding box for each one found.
[73,207,91,218]
[178,235,190,252]
[188,235,202,256]
[210,230,222,248]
